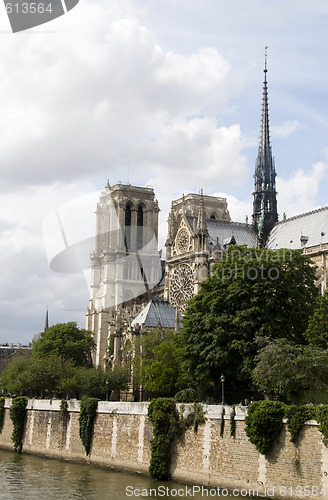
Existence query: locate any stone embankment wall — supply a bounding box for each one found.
[0,399,326,499]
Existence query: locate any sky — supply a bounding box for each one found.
[1,0,328,344]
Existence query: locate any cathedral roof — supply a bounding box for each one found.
[131,300,178,328]
[267,206,328,250]
[206,219,257,248]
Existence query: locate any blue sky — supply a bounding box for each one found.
[0,0,328,343]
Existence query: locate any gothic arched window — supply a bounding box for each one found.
[137,205,143,250]
[125,203,131,250]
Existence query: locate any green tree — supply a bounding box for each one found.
[252,339,328,402]
[33,322,95,366]
[305,291,328,348]
[143,335,190,397]
[76,365,130,399]
[1,355,78,397]
[131,328,166,388]
[180,246,317,399]
[0,352,32,394]
[130,328,191,398]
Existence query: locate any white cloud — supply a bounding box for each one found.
[0,6,246,191]
[271,120,303,139]
[277,161,328,218]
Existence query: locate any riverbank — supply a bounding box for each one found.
[0,399,325,499]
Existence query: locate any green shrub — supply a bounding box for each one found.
[148,398,181,480]
[316,405,328,447]
[181,402,206,433]
[148,398,206,480]
[285,405,316,443]
[0,397,5,432]
[220,407,225,437]
[79,397,99,456]
[230,405,236,438]
[59,399,69,423]
[9,396,28,452]
[174,388,197,403]
[245,401,285,455]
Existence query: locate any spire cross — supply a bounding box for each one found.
[264,46,268,73]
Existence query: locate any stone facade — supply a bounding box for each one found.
[85,182,162,367]
[164,192,257,315]
[0,399,326,499]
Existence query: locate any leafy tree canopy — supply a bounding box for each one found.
[180,246,317,399]
[143,334,191,397]
[1,352,129,400]
[252,339,328,402]
[305,291,328,349]
[32,322,95,366]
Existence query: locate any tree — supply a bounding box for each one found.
[305,291,328,349]
[33,322,95,366]
[252,339,328,402]
[77,365,130,399]
[143,335,190,397]
[1,354,78,396]
[129,328,191,398]
[180,246,317,400]
[131,328,166,388]
[0,351,32,394]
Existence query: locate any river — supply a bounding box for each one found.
[0,449,258,499]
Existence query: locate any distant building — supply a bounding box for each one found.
[0,343,32,372]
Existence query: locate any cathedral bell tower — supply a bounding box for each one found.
[86,182,161,366]
[252,51,278,246]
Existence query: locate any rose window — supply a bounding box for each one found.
[177,229,189,254]
[170,263,194,314]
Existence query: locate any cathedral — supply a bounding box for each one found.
[86,61,328,388]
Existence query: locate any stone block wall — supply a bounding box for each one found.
[0,399,327,499]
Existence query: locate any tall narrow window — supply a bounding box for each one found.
[125,203,131,251]
[137,205,143,250]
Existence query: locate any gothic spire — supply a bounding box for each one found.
[197,188,208,235]
[44,307,49,332]
[252,49,278,246]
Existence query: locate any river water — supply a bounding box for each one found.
[0,449,256,499]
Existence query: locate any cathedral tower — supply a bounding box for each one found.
[86,182,161,366]
[252,52,278,246]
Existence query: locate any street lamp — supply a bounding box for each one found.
[105,379,109,401]
[220,375,225,405]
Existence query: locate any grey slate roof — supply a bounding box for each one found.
[131,300,178,328]
[206,220,257,248]
[185,216,257,248]
[267,206,328,250]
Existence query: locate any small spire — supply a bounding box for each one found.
[44,308,49,332]
[105,179,110,189]
[197,188,208,235]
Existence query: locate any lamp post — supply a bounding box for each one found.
[105,379,109,401]
[220,375,225,405]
